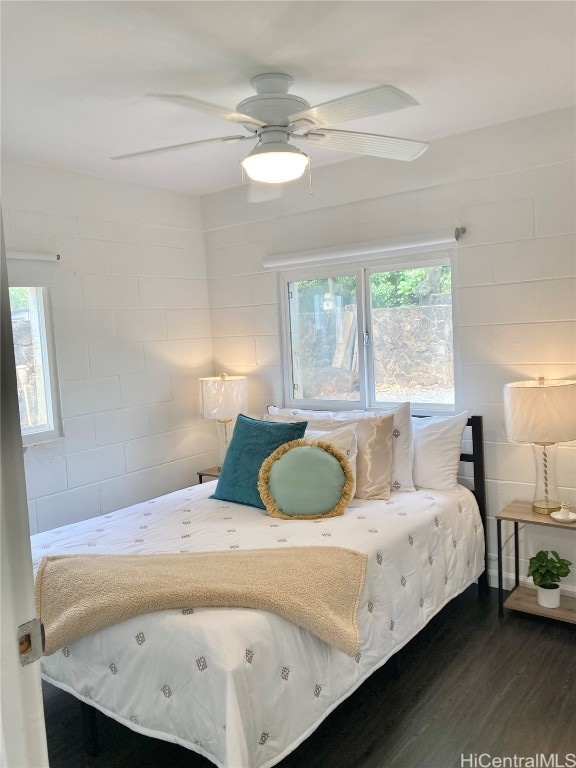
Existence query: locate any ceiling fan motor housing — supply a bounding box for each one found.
[236,73,310,130]
[236,94,310,129]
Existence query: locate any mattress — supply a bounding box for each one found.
[31,481,484,768]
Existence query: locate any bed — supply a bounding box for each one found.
[31,410,487,768]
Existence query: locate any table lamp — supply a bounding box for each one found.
[503,377,576,514]
[199,373,248,467]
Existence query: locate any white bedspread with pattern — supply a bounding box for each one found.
[31,482,484,768]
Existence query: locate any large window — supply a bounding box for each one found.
[283,256,455,410]
[9,286,61,443]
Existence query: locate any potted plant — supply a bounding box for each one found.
[527,550,572,608]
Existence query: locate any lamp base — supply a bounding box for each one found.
[531,442,560,515]
[532,499,561,515]
[216,418,234,468]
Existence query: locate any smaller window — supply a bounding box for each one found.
[9,286,61,444]
[287,275,360,402]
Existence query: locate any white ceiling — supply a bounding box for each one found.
[1,1,575,197]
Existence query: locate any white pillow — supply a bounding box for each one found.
[411,412,469,491]
[268,402,414,492]
[264,412,394,500]
[305,424,358,496]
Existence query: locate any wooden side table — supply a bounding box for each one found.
[197,466,220,484]
[496,499,576,623]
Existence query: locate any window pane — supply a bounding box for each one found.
[9,287,53,433]
[369,265,454,405]
[288,276,360,401]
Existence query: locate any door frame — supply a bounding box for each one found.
[1,213,50,766]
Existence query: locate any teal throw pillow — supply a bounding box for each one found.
[212,414,307,509]
[258,438,354,520]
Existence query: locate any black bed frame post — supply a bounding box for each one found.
[467,416,489,598]
[80,701,100,757]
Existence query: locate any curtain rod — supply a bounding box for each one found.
[263,227,466,270]
[6,251,60,262]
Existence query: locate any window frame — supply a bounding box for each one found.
[279,264,367,410]
[279,250,459,414]
[10,286,62,445]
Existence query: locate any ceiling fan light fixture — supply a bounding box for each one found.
[241,142,309,184]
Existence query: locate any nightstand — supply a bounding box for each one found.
[197,466,220,484]
[496,499,576,623]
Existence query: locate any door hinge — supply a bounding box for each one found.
[18,618,44,666]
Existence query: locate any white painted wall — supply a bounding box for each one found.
[2,160,218,534]
[202,108,576,589]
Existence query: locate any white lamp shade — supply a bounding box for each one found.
[241,143,309,184]
[199,375,247,421]
[504,379,576,444]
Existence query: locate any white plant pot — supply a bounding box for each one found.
[536,585,561,609]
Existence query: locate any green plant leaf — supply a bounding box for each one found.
[526,549,571,587]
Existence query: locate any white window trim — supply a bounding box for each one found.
[7,251,62,445]
[279,249,460,414]
[11,287,62,446]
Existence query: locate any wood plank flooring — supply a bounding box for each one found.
[42,587,576,768]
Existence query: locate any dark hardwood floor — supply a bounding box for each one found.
[43,587,576,768]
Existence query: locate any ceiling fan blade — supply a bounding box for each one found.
[297,129,428,161]
[289,85,418,128]
[111,135,252,161]
[147,93,265,129]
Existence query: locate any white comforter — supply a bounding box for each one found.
[31,483,484,768]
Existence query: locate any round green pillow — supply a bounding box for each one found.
[258,438,354,520]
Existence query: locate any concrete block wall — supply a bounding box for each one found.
[2,160,218,533]
[201,108,576,590]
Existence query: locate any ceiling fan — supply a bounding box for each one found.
[112,73,429,183]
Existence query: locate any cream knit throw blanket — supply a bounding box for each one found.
[36,547,367,657]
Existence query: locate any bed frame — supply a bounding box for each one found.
[77,414,488,759]
[462,415,488,596]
